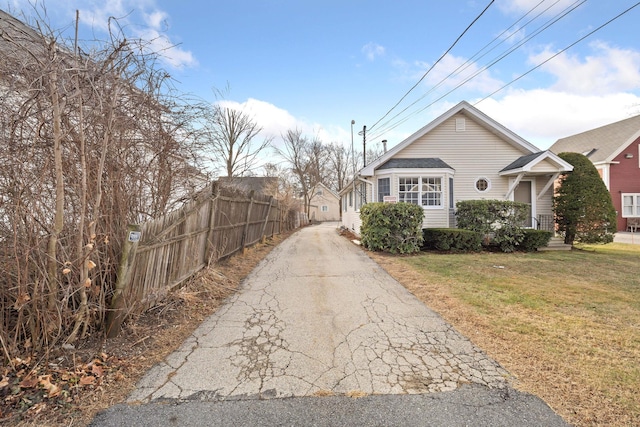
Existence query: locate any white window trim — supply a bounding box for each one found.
[321,205,329,212]
[474,176,491,193]
[397,174,445,210]
[621,193,640,218]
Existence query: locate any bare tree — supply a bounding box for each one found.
[275,129,329,217]
[326,143,353,194]
[200,102,272,177]
[263,162,302,214]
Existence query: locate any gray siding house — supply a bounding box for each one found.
[341,101,573,235]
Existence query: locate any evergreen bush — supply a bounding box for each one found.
[360,202,424,254]
[554,152,617,245]
[519,229,552,252]
[456,199,529,252]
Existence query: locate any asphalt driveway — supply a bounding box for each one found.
[90,222,568,426]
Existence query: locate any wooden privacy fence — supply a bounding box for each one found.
[106,182,308,337]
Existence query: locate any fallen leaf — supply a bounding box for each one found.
[79,375,95,386]
[19,376,38,388]
[0,376,9,388]
[38,375,61,397]
[92,364,104,377]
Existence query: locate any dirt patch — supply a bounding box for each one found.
[2,232,291,427]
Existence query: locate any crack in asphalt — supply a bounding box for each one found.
[127,225,511,405]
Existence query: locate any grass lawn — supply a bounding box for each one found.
[369,243,640,427]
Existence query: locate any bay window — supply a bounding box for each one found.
[398,176,443,208]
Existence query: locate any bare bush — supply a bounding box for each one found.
[0,11,205,358]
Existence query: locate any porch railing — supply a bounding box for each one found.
[536,214,555,232]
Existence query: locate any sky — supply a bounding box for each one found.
[5,0,640,154]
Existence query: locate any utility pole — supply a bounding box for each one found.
[350,120,356,177]
[359,125,367,166]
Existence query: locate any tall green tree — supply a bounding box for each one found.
[553,152,617,245]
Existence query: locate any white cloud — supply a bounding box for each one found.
[70,1,196,69]
[417,53,504,94]
[217,99,361,153]
[362,42,385,61]
[135,26,197,69]
[145,10,166,29]
[476,90,640,149]
[217,99,299,141]
[530,42,640,95]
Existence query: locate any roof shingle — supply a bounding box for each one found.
[377,158,454,170]
[550,115,640,163]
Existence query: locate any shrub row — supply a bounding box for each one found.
[421,228,552,253]
[422,228,482,252]
[360,199,553,254]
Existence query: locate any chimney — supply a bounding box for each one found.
[382,140,387,153]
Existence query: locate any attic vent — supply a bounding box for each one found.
[456,118,466,132]
[583,148,597,157]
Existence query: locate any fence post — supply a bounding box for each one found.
[260,196,274,243]
[241,190,255,253]
[205,181,219,264]
[106,224,141,338]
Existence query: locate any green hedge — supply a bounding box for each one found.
[360,202,424,254]
[422,228,482,252]
[518,229,552,252]
[456,199,529,253]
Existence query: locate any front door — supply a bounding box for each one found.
[514,181,533,227]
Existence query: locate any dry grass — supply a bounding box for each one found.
[369,245,640,427]
[4,233,290,427]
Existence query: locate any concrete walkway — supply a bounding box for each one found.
[91,223,568,426]
[614,231,640,245]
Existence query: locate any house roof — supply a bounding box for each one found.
[550,114,640,164]
[500,152,546,172]
[361,101,541,176]
[315,182,340,200]
[377,158,454,170]
[218,177,278,196]
[499,150,572,175]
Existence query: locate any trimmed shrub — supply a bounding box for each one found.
[554,152,617,245]
[360,202,424,254]
[456,199,529,253]
[422,228,482,252]
[518,229,552,252]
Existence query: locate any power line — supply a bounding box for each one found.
[474,1,640,105]
[369,2,640,142]
[368,0,587,141]
[367,0,567,140]
[367,0,495,134]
